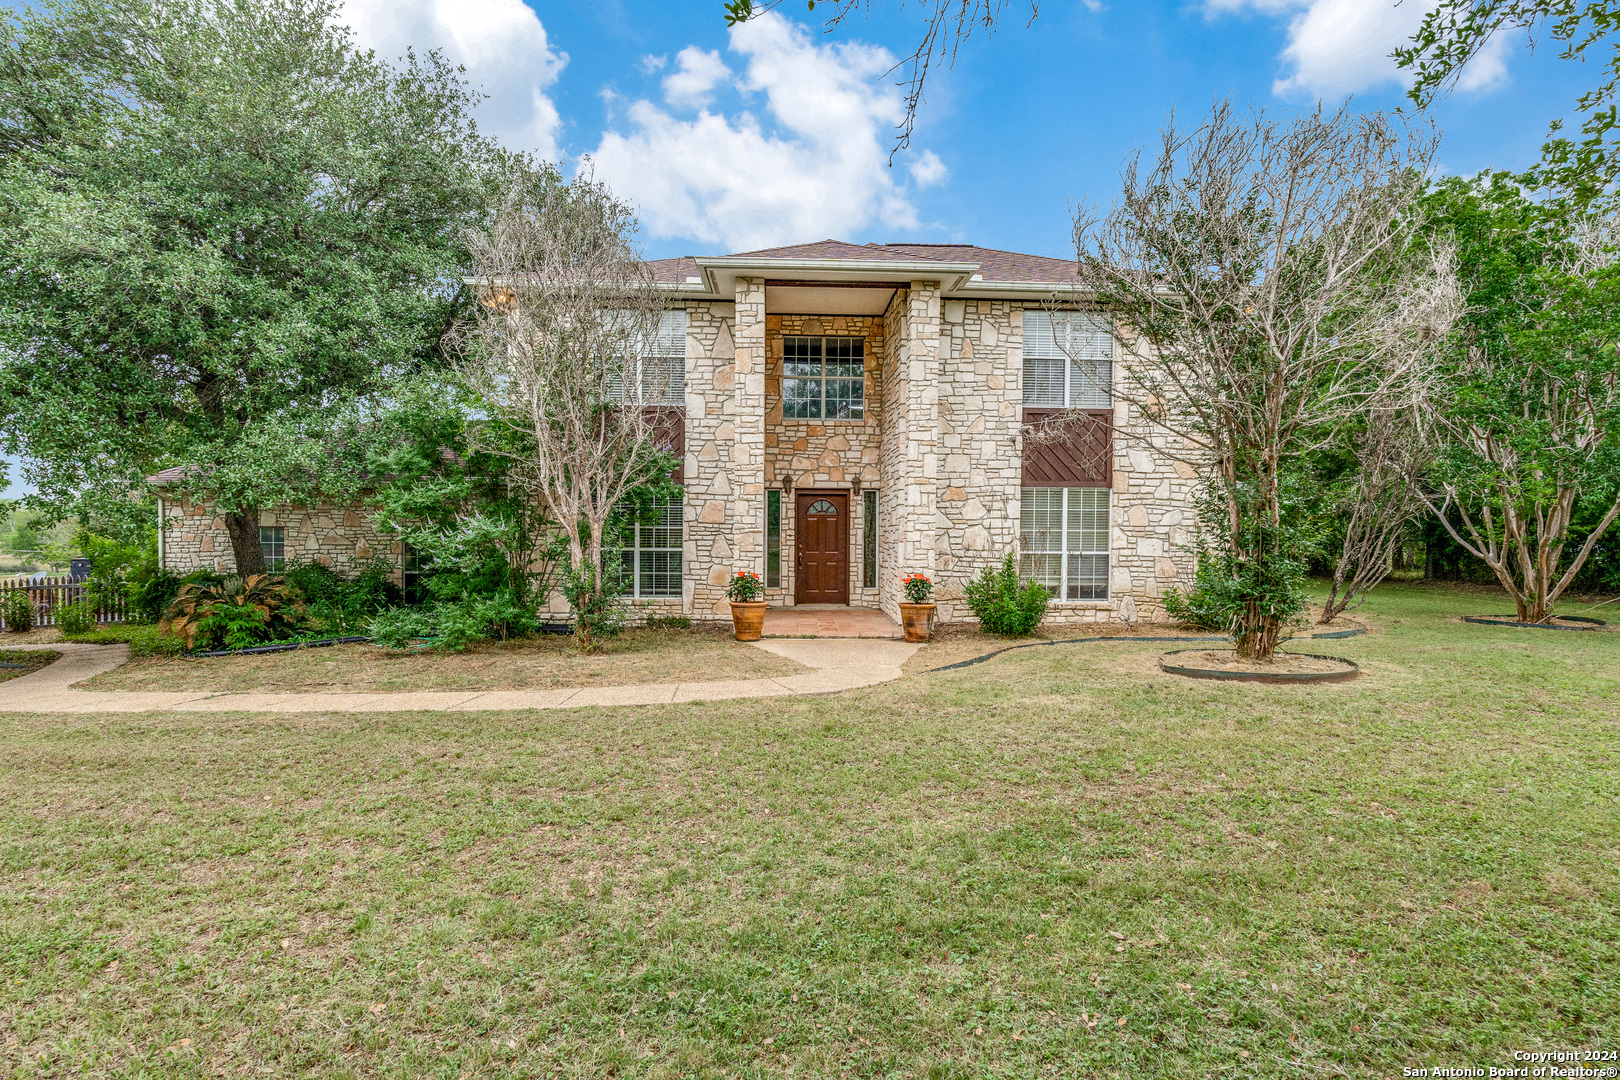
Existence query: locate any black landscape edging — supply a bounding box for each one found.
[188,635,371,659]
[1158,648,1361,684]
[922,625,1366,674]
[1460,614,1608,631]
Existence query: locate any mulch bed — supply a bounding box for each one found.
[1460,615,1609,632]
[1159,648,1361,684]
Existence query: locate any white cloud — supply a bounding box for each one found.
[662,47,732,108]
[589,13,940,252]
[335,0,568,163]
[1208,0,1510,98]
[909,150,948,188]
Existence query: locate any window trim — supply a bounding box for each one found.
[619,495,684,599]
[1022,310,1113,410]
[1020,487,1111,603]
[258,525,286,570]
[781,335,866,421]
[766,490,782,588]
[861,489,877,589]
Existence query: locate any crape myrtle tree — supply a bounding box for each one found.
[452,166,679,654]
[0,0,503,574]
[1074,102,1461,661]
[1418,174,1620,623]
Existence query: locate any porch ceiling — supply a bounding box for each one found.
[765,283,897,316]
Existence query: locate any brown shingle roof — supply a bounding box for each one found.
[651,239,1079,286]
[724,239,944,263]
[881,243,1079,283]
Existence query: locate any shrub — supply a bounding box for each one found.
[963,554,1050,636]
[127,567,182,624]
[645,615,691,630]
[367,591,536,653]
[283,557,401,634]
[56,600,96,635]
[66,624,185,658]
[559,562,626,653]
[163,574,305,650]
[1,589,33,632]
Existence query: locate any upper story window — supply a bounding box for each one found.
[783,336,864,419]
[1022,311,1113,409]
[610,309,686,406]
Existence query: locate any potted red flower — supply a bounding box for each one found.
[899,573,936,642]
[726,571,767,641]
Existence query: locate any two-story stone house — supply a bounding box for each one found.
[152,240,1198,626]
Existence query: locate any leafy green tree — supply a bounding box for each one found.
[0,0,504,574]
[1400,2,1620,199]
[1418,174,1620,622]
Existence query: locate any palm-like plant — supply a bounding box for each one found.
[163,575,304,650]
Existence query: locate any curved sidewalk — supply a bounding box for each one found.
[0,639,920,714]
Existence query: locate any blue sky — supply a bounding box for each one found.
[0,0,1594,497]
[336,0,1593,261]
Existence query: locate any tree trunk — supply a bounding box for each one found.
[223,509,267,576]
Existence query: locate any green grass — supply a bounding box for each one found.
[62,623,184,658]
[1,582,1617,1078]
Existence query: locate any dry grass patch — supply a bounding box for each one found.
[0,649,58,682]
[82,627,806,693]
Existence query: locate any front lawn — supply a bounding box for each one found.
[81,627,808,693]
[1,581,1616,1078]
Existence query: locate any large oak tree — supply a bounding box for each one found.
[0,0,504,572]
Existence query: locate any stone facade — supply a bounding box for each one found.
[155,253,1200,628]
[157,495,402,580]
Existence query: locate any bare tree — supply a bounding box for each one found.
[452,167,677,652]
[1074,102,1460,660]
[723,0,1039,156]
[1319,406,1429,624]
[1418,178,1620,625]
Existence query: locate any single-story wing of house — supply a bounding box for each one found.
[149,240,1199,626]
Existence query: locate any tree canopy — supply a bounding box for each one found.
[0,0,506,571]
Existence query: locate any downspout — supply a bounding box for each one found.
[156,496,165,570]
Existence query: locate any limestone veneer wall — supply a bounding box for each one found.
[764,312,885,607]
[931,299,1024,621]
[157,495,403,581]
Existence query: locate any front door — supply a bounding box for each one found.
[795,492,849,605]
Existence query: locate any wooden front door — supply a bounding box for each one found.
[795,493,849,605]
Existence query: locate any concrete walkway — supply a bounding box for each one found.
[761,605,904,639]
[0,638,920,714]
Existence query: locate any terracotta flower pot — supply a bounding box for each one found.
[730,601,768,641]
[899,602,936,643]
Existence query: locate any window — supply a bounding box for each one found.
[1022,310,1112,409]
[609,309,686,405]
[766,490,782,588]
[783,336,864,419]
[258,526,285,570]
[1020,487,1110,600]
[402,542,427,606]
[619,496,683,598]
[862,489,877,588]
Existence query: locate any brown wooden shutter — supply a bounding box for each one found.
[645,406,686,484]
[1021,409,1112,487]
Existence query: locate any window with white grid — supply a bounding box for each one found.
[607,309,686,405]
[619,496,683,598]
[1022,310,1113,409]
[258,526,285,569]
[783,336,864,419]
[1020,487,1110,601]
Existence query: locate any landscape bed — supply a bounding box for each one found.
[0,582,1615,1077]
[80,627,808,694]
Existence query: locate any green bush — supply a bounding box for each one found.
[64,624,184,657]
[163,574,305,650]
[1,589,33,632]
[127,567,182,624]
[282,557,401,634]
[963,554,1050,637]
[367,592,535,653]
[56,600,96,635]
